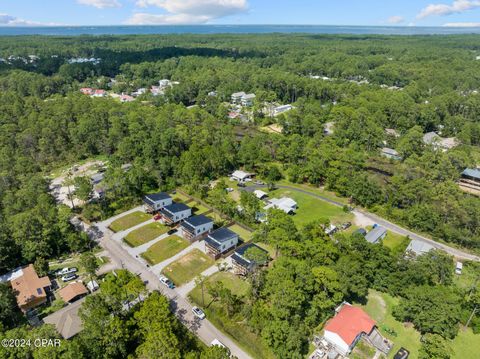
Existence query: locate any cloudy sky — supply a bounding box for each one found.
[1,0,480,27]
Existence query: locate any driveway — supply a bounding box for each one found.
[247,184,480,262]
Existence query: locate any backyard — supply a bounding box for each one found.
[123,222,169,247]
[141,235,190,264]
[360,290,421,358]
[109,211,151,232]
[268,188,353,227]
[162,249,215,285]
[228,224,254,241]
[451,327,480,359]
[189,272,274,359]
[382,231,409,253]
[190,201,211,215]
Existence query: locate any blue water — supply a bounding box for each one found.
[0,25,480,36]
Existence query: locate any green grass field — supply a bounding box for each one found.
[228,223,253,241]
[451,327,480,359]
[191,202,210,215]
[453,261,480,290]
[277,180,350,205]
[269,188,353,227]
[172,192,190,203]
[163,249,215,285]
[109,211,151,232]
[361,290,421,358]
[189,272,274,359]
[123,222,169,247]
[382,231,408,252]
[141,235,190,264]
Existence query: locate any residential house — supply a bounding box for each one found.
[264,197,298,214]
[80,88,93,95]
[205,227,239,259]
[160,203,192,225]
[253,190,268,200]
[43,298,84,339]
[10,264,52,313]
[150,86,163,96]
[90,172,105,185]
[458,168,480,196]
[132,88,146,97]
[273,104,293,117]
[231,243,269,276]
[120,94,134,103]
[180,215,214,241]
[324,121,335,136]
[323,302,391,356]
[365,226,387,244]
[231,91,246,104]
[405,239,434,258]
[231,170,253,182]
[143,192,173,213]
[423,132,459,152]
[380,147,402,161]
[58,282,88,304]
[91,89,107,98]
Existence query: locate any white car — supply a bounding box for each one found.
[192,306,206,319]
[159,275,175,289]
[56,267,78,276]
[61,273,78,282]
[226,187,234,192]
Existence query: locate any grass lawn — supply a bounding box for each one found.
[277,180,350,205]
[451,327,480,359]
[123,222,169,247]
[109,211,151,232]
[189,272,274,359]
[191,202,210,215]
[228,224,253,241]
[360,290,421,358]
[207,211,227,225]
[141,235,190,264]
[382,231,408,252]
[269,188,353,227]
[453,261,480,291]
[163,249,215,285]
[172,192,190,203]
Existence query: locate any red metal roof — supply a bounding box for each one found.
[324,304,376,346]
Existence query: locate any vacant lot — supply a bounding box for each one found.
[361,290,421,358]
[189,272,274,359]
[269,188,352,227]
[123,222,169,247]
[228,224,253,241]
[109,211,151,232]
[172,192,190,203]
[382,231,408,252]
[451,327,480,359]
[141,235,190,264]
[163,249,214,285]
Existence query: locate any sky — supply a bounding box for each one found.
[1,0,480,27]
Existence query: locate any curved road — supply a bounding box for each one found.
[248,184,480,262]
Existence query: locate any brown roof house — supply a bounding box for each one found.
[59,282,88,303]
[10,264,52,313]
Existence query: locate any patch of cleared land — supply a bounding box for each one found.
[382,231,408,251]
[123,222,168,247]
[269,188,352,227]
[141,235,189,264]
[172,192,190,203]
[228,224,253,241]
[109,211,151,232]
[163,249,215,285]
[451,327,480,359]
[189,272,274,359]
[191,202,210,215]
[360,290,421,359]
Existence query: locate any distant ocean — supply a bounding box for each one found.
[1,25,480,36]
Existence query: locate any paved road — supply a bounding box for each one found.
[86,215,252,359]
[247,184,480,262]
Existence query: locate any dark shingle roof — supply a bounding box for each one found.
[143,192,171,206]
[232,243,269,268]
[462,168,480,180]
[163,202,190,214]
[184,215,212,227]
[208,227,238,244]
[365,226,387,244]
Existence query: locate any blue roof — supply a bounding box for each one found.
[163,202,190,214]
[143,192,171,205]
[365,226,387,244]
[208,227,238,244]
[462,168,480,180]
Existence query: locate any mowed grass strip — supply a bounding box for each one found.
[123,222,169,247]
[141,235,189,265]
[109,211,151,232]
[228,224,253,241]
[163,249,214,285]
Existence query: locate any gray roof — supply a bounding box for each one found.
[90,172,105,184]
[43,297,85,339]
[381,147,400,156]
[423,132,440,144]
[162,202,190,214]
[365,226,387,244]
[462,168,480,180]
[143,192,171,205]
[181,215,213,232]
[405,239,434,257]
[208,227,238,243]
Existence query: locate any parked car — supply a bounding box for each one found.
[255,180,264,185]
[160,275,175,289]
[153,214,162,221]
[56,267,78,276]
[237,182,246,188]
[341,222,352,230]
[192,306,206,319]
[167,228,178,235]
[226,187,234,192]
[61,273,78,282]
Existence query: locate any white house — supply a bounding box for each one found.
[231,170,253,182]
[364,226,387,244]
[253,190,268,200]
[264,197,297,214]
[180,214,214,241]
[160,203,192,225]
[231,91,246,104]
[273,104,294,116]
[241,93,256,107]
[405,239,435,258]
[205,227,239,259]
[143,192,173,213]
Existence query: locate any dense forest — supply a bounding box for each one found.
[1,33,480,358]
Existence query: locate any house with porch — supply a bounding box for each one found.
[58,282,88,304]
[10,264,52,313]
[160,203,192,225]
[180,215,214,242]
[231,243,269,276]
[205,227,239,259]
[231,170,253,182]
[364,225,387,244]
[143,192,173,213]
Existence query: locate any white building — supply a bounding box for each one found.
[253,190,268,200]
[160,203,192,224]
[264,197,297,214]
[273,104,294,117]
[405,239,435,258]
[143,192,173,212]
[231,170,253,182]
